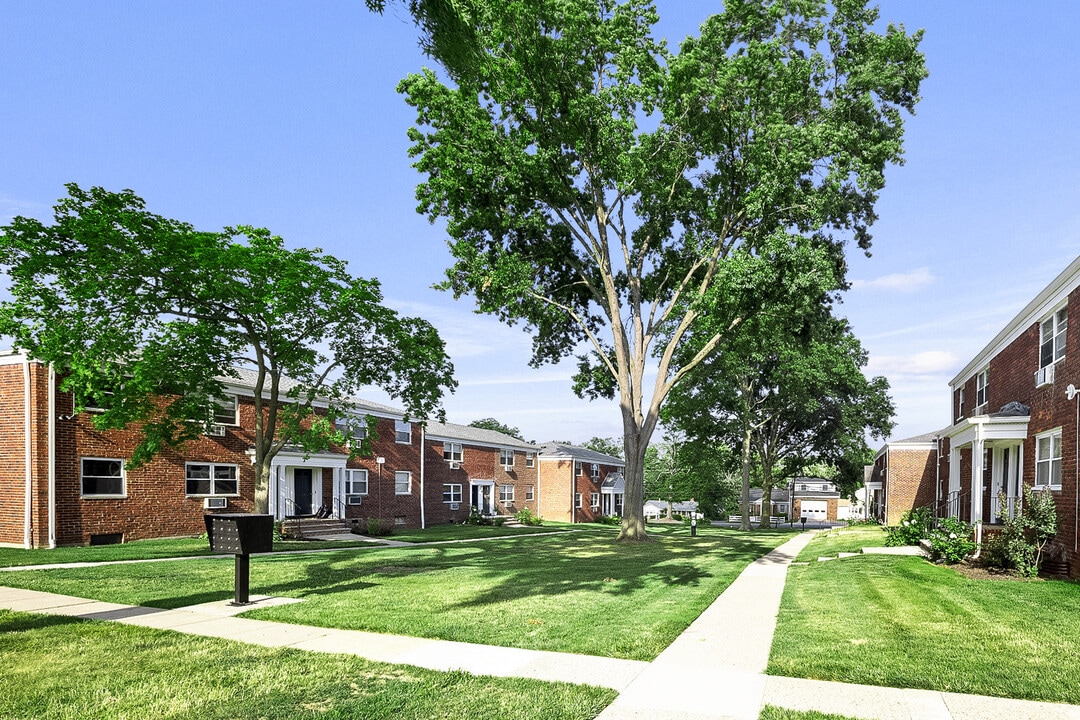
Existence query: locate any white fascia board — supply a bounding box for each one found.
[951,254,1080,388]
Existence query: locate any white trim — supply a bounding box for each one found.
[48,363,56,548]
[80,457,126,498]
[951,256,1080,387]
[394,470,412,495]
[1035,427,1064,490]
[23,355,31,548]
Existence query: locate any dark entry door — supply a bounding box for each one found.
[294,468,313,515]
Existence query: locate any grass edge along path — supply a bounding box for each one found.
[0,609,614,720]
[0,527,791,661]
[769,554,1080,704]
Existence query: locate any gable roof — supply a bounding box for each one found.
[425,420,535,451]
[538,442,625,467]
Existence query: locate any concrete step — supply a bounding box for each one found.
[282,518,350,539]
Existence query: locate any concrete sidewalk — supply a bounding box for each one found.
[4,532,1080,720]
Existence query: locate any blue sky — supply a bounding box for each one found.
[2,2,1079,447]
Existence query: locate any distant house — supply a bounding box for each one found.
[870,429,946,525]
[643,500,666,519]
[748,488,789,519]
[790,477,842,523]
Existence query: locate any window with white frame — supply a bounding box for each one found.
[575,493,583,508]
[574,461,583,476]
[975,369,988,409]
[499,484,514,502]
[590,463,600,479]
[212,395,238,426]
[1041,307,1068,369]
[443,442,463,463]
[525,452,535,468]
[957,388,964,418]
[186,463,238,496]
[526,485,534,501]
[1036,429,1063,488]
[81,458,124,497]
[395,470,411,494]
[443,483,462,503]
[345,469,369,495]
[590,492,600,508]
[500,449,514,467]
[335,417,368,448]
[394,420,412,444]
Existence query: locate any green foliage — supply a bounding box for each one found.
[926,516,975,564]
[0,185,456,513]
[982,486,1060,576]
[580,436,623,459]
[468,417,523,439]
[514,507,542,526]
[365,518,393,536]
[594,515,621,526]
[884,507,933,546]
[642,439,739,519]
[398,0,925,538]
[464,509,493,526]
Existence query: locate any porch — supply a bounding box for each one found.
[944,406,1029,528]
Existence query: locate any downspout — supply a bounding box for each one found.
[48,363,57,548]
[570,461,575,524]
[419,425,426,530]
[935,435,941,517]
[1069,383,1079,552]
[23,355,33,548]
[536,457,542,519]
[883,451,889,526]
[972,423,984,558]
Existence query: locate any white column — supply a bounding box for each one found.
[948,445,961,518]
[971,434,984,525]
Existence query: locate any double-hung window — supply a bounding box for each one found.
[345,469,368,496]
[395,470,411,494]
[590,492,600,508]
[574,493,583,508]
[336,417,367,449]
[526,485,535,501]
[444,442,463,463]
[591,463,600,479]
[574,461,583,476]
[1036,430,1063,489]
[443,483,462,503]
[975,370,988,410]
[395,420,412,444]
[186,463,238,496]
[500,449,514,468]
[81,458,125,497]
[212,395,238,426]
[1041,307,1068,369]
[525,453,535,468]
[499,484,514,502]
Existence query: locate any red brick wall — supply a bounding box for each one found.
[880,447,938,526]
[538,459,573,522]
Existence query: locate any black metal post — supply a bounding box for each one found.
[691,517,697,536]
[232,553,251,605]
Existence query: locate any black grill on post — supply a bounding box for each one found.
[205,513,274,605]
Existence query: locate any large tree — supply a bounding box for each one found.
[399,0,925,539]
[0,184,456,513]
[666,303,894,529]
[469,416,524,439]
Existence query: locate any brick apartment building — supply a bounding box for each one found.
[877,255,1080,577]
[0,353,602,548]
[869,429,946,525]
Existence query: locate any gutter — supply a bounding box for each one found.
[48,363,56,548]
[420,425,426,530]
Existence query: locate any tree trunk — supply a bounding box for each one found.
[759,460,773,530]
[740,426,751,532]
[619,429,650,540]
[253,459,271,515]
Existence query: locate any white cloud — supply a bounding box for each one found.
[851,266,934,292]
[867,350,959,377]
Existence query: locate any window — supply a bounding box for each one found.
[186,463,238,496]
[1041,307,1068,369]
[525,452,535,468]
[975,369,988,409]
[83,389,115,413]
[443,483,462,503]
[590,492,600,508]
[500,449,514,467]
[394,420,411,444]
[575,493,583,508]
[499,484,514,502]
[443,442,463,462]
[335,417,367,448]
[212,395,238,426]
[957,388,964,418]
[526,485,534,501]
[1036,430,1063,488]
[574,461,583,476]
[81,458,124,497]
[591,463,600,479]
[346,469,368,495]
[395,471,411,494]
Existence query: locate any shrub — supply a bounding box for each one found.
[365,517,392,536]
[593,515,621,526]
[981,486,1059,576]
[464,509,493,526]
[493,517,506,526]
[515,508,542,526]
[885,507,933,546]
[926,516,975,564]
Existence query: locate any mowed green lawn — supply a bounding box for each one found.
[793,524,888,562]
[0,610,613,720]
[0,526,789,661]
[770,555,1080,704]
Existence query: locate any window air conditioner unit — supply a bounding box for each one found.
[206,424,227,437]
[449,462,460,470]
[346,495,362,506]
[1035,364,1055,387]
[204,497,227,509]
[450,503,460,510]
[503,465,514,471]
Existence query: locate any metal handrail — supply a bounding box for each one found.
[332,495,346,521]
[282,497,305,539]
